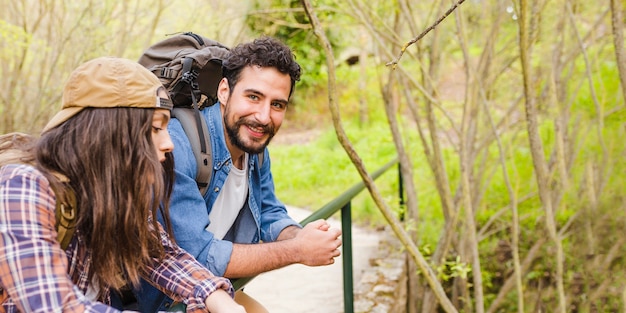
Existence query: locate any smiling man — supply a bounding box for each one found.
[136,37,343,313]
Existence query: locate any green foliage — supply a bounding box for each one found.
[436,256,472,282]
[0,20,32,60]
[245,0,344,88]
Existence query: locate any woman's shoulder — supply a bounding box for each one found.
[0,163,51,194]
[1,164,56,221]
[1,163,45,180]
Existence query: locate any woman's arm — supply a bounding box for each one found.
[204,289,246,313]
[144,223,243,312]
[0,165,116,312]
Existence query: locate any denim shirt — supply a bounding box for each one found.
[135,103,300,312]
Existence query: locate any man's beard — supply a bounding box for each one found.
[224,115,276,155]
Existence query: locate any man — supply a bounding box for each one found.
[136,37,342,312]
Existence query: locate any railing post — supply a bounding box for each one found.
[398,162,405,221]
[341,201,354,313]
[232,157,399,305]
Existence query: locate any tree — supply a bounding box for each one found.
[299,0,625,311]
[0,0,247,134]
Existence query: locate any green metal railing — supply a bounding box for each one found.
[232,157,400,313]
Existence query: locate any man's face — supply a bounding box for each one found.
[218,65,291,155]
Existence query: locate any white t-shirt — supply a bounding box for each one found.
[206,153,249,240]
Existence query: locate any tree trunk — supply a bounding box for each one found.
[610,0,626,105]
[517,0,566,311]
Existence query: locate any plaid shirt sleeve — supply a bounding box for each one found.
[143,223,234,312]
[0,164,118,312]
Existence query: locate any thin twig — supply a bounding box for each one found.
[386,0,467,68]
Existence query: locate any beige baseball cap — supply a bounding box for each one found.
[43,56,173,133]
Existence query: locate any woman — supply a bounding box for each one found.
[0,57,245,313]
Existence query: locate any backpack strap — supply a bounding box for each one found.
[50,172,77,250]
[184,31,205,45]
[171,56,214,196]
[173,107,212,196]
[54,186,76,250]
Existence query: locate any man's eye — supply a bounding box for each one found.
[248,95,259,101]
[272,102,286,110]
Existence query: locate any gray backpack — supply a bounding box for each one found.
[138,32,229,196]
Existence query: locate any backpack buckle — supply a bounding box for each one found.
[160,67,174,79]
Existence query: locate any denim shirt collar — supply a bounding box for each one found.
[203,102,232,171]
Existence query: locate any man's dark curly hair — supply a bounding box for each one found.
[222,36,301,98]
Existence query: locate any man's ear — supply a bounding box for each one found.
[217,78,230,105]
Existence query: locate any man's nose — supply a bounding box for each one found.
[254,102,272,124]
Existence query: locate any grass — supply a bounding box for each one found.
[269,47,626,249]
[268,119,400,227]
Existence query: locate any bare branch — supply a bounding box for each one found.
[386,0,467,68]
[301,0,457,311]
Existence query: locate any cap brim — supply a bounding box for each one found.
[42,107,84,133]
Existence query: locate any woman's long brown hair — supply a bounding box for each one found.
[36,107,175,295]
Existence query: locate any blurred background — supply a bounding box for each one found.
[1,0,624,311]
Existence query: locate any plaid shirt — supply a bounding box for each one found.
[0,164,233,312]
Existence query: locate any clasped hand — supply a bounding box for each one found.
[293,219,342,266]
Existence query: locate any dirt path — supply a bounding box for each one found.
[242,206,383,313]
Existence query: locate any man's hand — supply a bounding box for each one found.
[292,219,342,266]
[226,219,343,277]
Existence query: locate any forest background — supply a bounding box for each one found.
[1,0,625,312]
